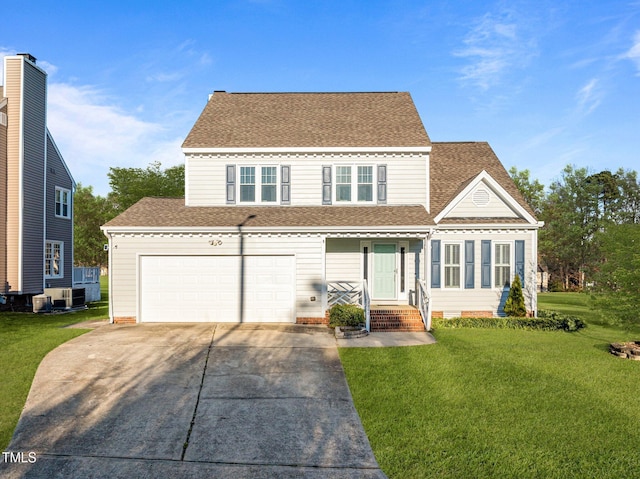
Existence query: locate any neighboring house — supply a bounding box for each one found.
[1,53,75,306]
[102,91,542,329]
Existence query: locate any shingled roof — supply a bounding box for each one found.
[429,142,536,219]
[182,91,431,149]
[103,198,434,229]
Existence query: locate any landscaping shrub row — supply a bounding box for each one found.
[329,304,365,328]
[433,310,586,332]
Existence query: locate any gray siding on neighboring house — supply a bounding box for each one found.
[45,133,73,288]
[20,60,47,294]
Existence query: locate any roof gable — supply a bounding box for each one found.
[182,91,431,149]
[434,170,537,224]
[430,142,536,221]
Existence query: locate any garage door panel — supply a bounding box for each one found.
[140,255,294,323]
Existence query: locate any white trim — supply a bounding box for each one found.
[101,225,432,236]
[54,186,72,219]
[183,146,432,154]
[434,170,538,224]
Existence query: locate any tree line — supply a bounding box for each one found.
[73,162,184,267]
[510,164,640,323]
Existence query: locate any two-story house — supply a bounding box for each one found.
[102,91,541,329]
[1,53,75,308]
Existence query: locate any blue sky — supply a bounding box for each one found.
[2,0,639,196]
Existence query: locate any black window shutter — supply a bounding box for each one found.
[281,165,291,204]
[481,240,491,288]
[431,239,441,288]
[377,164,387,204]
[515,240,525,286]
[465,240,475,289]
[226,165,236,204]
[322,166,332,205]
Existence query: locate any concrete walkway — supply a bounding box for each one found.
[2,324,391,478]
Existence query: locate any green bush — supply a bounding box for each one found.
[433,311,586,332]
[504,274,526,317]
[329,304,365,328]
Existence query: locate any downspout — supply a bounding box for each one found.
[106,231,114,323]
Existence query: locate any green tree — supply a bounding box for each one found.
[592,224,640,324]
[108,161,184,212]
[504,274,526,317]
[73,184,117,267]
[509,166,546,214]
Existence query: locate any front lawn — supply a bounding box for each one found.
[0,277,109,449]
[340,293,640,478]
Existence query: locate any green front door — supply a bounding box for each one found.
[373,243,396,300]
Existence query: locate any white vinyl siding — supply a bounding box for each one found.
[430,230,536,317]
[185,151,428,207]
[447,182,519,219]
[107,233,324,322]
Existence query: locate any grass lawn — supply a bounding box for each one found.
[0,277,109,450]
[340,292,640,478]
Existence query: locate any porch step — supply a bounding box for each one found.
[370,307,425,332]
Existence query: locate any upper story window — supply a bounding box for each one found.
[45,241,63,278]
[55,187,71,219]
[239,166,278,203]
[334,165,375,203]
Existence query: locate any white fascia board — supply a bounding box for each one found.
[434,222,543,231]
[101,225,433,236]
[433,170,537,225]
[182,146,432,155]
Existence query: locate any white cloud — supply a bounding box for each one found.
[47,82,184,196]
[575,78,602,116]
[624,30,640,74]
[454,11,537,91]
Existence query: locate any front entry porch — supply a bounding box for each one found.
[327,280,430,332]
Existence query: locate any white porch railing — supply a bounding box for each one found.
[73,267,100,284]
[362,279,371,332]
[327,281,371,332]
[416,278,431,331]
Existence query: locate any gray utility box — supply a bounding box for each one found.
[33,294,52,313]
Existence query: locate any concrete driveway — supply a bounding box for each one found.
[2,323,387,478]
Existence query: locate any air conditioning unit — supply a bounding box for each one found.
[44,288,85,309]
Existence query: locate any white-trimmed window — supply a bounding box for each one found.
[494,243,511,288]
[444,243,461,288]
[45,241,63,278]
[239,166,278,203]
[55,187,71,219]
[335,165,375,203]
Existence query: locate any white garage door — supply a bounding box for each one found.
[139,255,295,323]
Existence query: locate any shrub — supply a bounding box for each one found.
[433,311,585,332]
[329,304,365,328]
[504,274,526,317]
